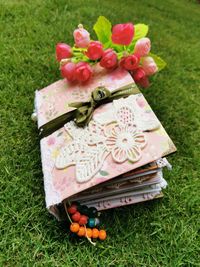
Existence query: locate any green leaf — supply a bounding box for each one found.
[93,16,112,46]
[128,24,149,53]
[111,43,125,52]
[148,53,167,71]
[133,24,149,41]
[99,170,109,176]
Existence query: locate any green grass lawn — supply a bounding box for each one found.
[0,0,200,266]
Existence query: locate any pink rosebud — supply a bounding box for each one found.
[142,57,158,76]
[132,67,150,88]
[138,76,150,88]
[85,41,104,60]
[132,67,146,82]
[56,43,72,62]
[134,38,151,57]
[120,53,140,70]
[61,62,76,82]
[75,62,93,82]
[100,49,118,69]
[111,23,134,46]
[73,24,90,48]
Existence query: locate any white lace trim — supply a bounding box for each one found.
[40,141,62,207]
[156,158,172,170]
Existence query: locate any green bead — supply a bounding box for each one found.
[88,207,98,217]
[88,218,95,228]
[79,205,89,215]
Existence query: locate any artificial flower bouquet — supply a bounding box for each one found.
[56,16,166,88]
[32,16,175,244]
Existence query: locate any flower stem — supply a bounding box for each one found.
[73,52,83,56]
[72,47,87,53]
[117,52,124,60]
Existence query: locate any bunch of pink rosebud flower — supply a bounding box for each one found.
[56,24,118,83]
[55,23,158,87]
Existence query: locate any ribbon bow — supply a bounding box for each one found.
[39,83,139,138]
[68,86,111,127]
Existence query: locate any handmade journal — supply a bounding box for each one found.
[34,67,176,219]
[32,16,176,242]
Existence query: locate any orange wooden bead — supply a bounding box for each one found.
[99,229,107,240]
[70,223,80,233]
[85,228,92,238]
[92,228,99,239]
[77,226,86,237]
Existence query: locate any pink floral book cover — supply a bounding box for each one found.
[34,67,176,212]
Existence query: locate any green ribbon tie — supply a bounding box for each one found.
[39,83,139,139]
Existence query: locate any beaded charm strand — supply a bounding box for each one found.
[64,201,106,245]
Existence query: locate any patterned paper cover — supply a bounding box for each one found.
[34,67,176,209]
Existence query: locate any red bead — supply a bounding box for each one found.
[78,215,88,225]
[71,211,81,222]
[67,204,77,215]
